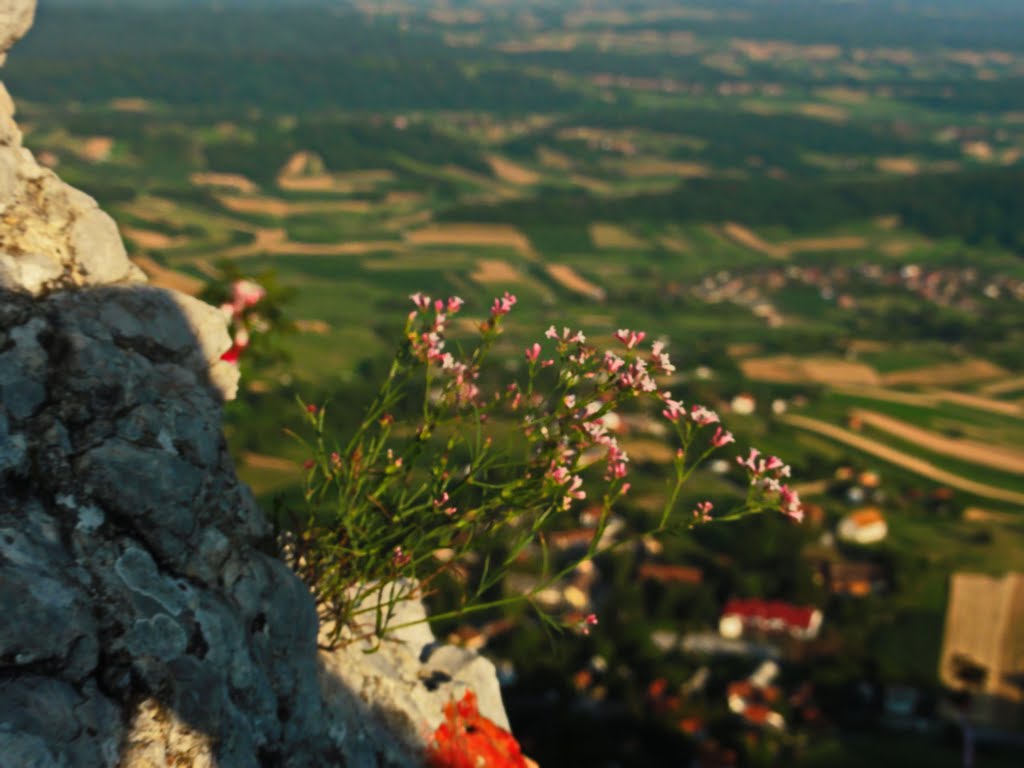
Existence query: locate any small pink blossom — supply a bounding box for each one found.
[650,340,676,374]
[446,296,464,314]
[604,351,626,375]
[546,326,586,344]
[711,426,735,448]
[232,279,266,310]
[662,396,686,421]
[779,485,803,522]
[581,613,599,635]
[490,291,517,318]
[525,343,541,363]
[409,292,431,311]
[392,546,411,567]
[692,501,713,524]
[690,405,720,426]
[614,328,646,349]
[433,492,457,516]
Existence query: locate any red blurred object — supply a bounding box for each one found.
[220,344,242,364]
[426,690,530,768]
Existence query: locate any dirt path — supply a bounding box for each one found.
[241,452,299,472]
[979,376,1024,396]
[219,227,405,259]
[131,256,204,296]
[928,389,1022,417]
[546,263,606,300]
[721,222,788,259]
[881,359,1006,387]
[850,409,1024,474]
[781,414,1024,505]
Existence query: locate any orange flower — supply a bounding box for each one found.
[426,690,529,768]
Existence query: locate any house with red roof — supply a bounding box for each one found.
[718,598,823,641]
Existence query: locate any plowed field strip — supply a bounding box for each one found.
[850,409,1024,474]
[781,414,1024,505]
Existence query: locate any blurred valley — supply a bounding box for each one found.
[8,1,1024,765]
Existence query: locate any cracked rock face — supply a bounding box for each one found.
[0,287,337,767]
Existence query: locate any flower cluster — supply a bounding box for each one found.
[291,290,801,644]
[219,279,267,365]
[426,690,531,768]
[737,448,803,522]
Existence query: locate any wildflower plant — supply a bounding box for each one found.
[199,261,294,374]
[289,292,802,645]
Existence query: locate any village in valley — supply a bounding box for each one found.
[8,0,1024,765]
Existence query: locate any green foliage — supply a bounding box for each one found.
[286,295,798,644]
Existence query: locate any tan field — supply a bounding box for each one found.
[546,263,606,300]
[929,389,1022,417]
[781,235,867,253]
[405,224,535,257]
[538,147,573,170]
[876,157,921,175]
[782,414,1024,505]
[963,508,1019,524]
[741,355,879,386]
[486,154,540,185]
[242,452,299,473]
[80,137,114,163]
[122,226,187,250]
[131,256,204,296]
[471,259,522,284]
[294,319,330,335]
[190,172,259,194]
[850,408,1024,473]
[881,359,1006,387]
[276,168,393,193]
[798,103,849,122]
[817,87,870,104]
[880,239,918,257]
[217,195,371,217]
[979,376,1024,396]
[570,174,612,194]
[721,222,787,259]
[617,159,710,178]
[658,234,692,254]
[590,223,647,250]
[221,227,404,259]
[110,98,150,112]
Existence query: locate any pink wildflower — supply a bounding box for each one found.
[692,501,713,524]
[546,326,585,344]
[525,343,541,363]
[614,328,646,349]
[490,291,517,318]
[604,351,626,375]
[690,404,720,426]
[392,546,411,568]
[779,485,804,522]
[409,292,432,311]
[662,396,686,421]
[434,492,457,516]
[581,613,599,636]
[650,340,676,374]
[711,426,735,448]
[232,279,266,311]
